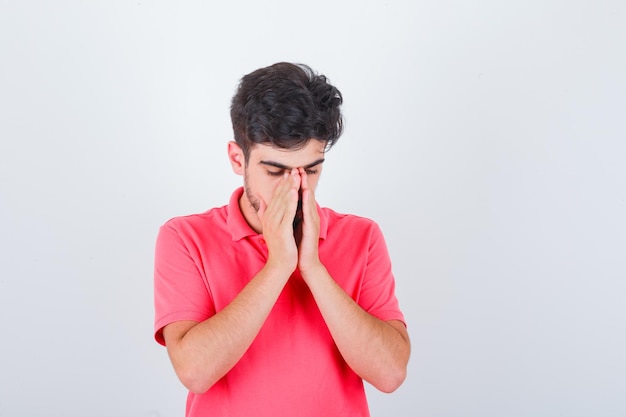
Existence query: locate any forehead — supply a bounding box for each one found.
[248,141,326,165]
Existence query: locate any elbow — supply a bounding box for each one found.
[184,380,212,395]
[175,365,217,395]
[375,366,407,393]
[372,319,410,393]
[371,347,410,393]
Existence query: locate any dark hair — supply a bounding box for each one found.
[230,62,343,160]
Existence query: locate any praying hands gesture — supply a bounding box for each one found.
[255,167,324,277]
[258,165,410,393]
[162,142,409,395]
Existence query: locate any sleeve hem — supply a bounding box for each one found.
[372,311,407,328]
[154,311,210,346]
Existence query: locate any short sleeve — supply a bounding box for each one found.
[153,222,215,345]
[357,223,405,326]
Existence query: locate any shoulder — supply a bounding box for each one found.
[321,207,383,237]
[322,207,377,226]
[160,205,229,237]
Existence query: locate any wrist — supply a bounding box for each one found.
[264,257,297,279]
[299,261,326,282]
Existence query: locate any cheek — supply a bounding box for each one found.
[257,177,283,202]
[308,175,321,190]
[246,169,279,199]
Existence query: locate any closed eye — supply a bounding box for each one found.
[259,158,325,176]
[267,169,318,176]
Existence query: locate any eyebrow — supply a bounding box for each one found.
[259,158,325,170]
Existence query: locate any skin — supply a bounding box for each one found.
[163,140,411,394]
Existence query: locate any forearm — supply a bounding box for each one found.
[302,265,410,393]
[165,264,290,393]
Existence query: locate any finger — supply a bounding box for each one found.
[268,172,294,211]
[280,170,300,200]
[291,168,301,189]
[299,167,310,192]
[260,174,288,230]
[299,170,315,212]
[283,169,300,223]
[266,171,299,226]
[301,188,315,224]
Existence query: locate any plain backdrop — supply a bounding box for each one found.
[1,1,625,416]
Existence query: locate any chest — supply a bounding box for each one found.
[195,235,368,312]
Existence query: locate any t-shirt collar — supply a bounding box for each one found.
[227,187,328,241]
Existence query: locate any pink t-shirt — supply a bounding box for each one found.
[154,188,405,417]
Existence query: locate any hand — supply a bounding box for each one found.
[297,167,323,276]
[258,170,300,274]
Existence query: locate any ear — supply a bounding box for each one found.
[228,141,245,175]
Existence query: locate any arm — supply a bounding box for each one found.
[297,169,411,393]
[163,172,301,394]
[301,266,410,393]
[163,263,291,394]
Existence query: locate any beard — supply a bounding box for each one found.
[243,169,261,213]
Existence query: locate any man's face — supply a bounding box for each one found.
[229,140,325,230]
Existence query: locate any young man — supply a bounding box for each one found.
[154,62,410,417]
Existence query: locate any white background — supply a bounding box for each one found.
[1,1,625,416]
